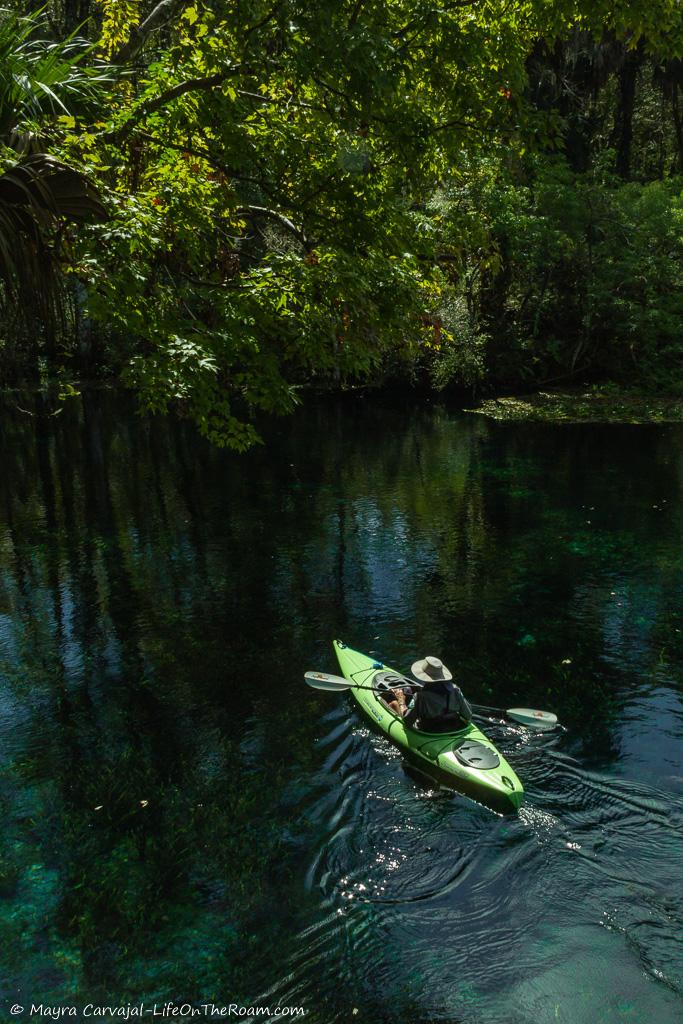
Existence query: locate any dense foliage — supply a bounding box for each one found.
[434,156,683,391]
[1,1,683,444]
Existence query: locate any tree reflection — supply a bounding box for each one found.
[0,393,681,1006]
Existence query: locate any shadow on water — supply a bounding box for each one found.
[0,391,682,1021]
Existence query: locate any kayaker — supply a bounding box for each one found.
[405,656,473,731]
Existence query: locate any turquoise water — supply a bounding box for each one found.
[0,393,681,1022]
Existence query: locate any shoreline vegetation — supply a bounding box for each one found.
[468,387,683,424]
[4,380,683,427]
[0,3,682,447]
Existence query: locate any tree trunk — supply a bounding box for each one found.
[672,83,683,173]
[614,43,643,179]
[61,0,93,34]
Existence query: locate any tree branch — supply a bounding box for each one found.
[106,67,246,143]
[348,1,365,29]
[237,205,308,248]
[237,89,316,111]
[180,272,248,291]
[244,2,283,37]
[133,131,275,189]
[298,170,340,209]
[112,0,189,66]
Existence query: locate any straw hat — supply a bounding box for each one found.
[411,655,453,683]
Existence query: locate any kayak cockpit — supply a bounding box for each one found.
[373,670,471,733]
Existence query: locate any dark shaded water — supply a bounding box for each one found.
[0,393,682,1023]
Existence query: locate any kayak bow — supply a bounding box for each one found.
[333,640,524,814]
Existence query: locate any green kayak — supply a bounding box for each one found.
[333,639,524,814]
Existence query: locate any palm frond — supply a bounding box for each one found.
[0,7,113,336]
[0,7,115,135]
[0,153,108,332]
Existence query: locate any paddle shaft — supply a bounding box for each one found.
[342,686,495,721]
[313,678,493,719]
[333,680,498,727]
[304,672,558,729]
[470,702,508,717]
[317,681,501,727]
[339,681,417,693]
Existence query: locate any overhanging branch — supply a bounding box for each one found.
[237,205,309,248]
[106,67,246,143]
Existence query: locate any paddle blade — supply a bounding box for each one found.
[304,670,353,691]
[506,707,558,730]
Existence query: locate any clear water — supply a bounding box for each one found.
[0,393,681,1022]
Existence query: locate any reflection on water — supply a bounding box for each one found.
[0,392,682,1022]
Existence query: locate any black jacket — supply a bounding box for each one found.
[406,680,472,732]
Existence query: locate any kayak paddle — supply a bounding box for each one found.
[476,706,558,730]
[304,671,559,730]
